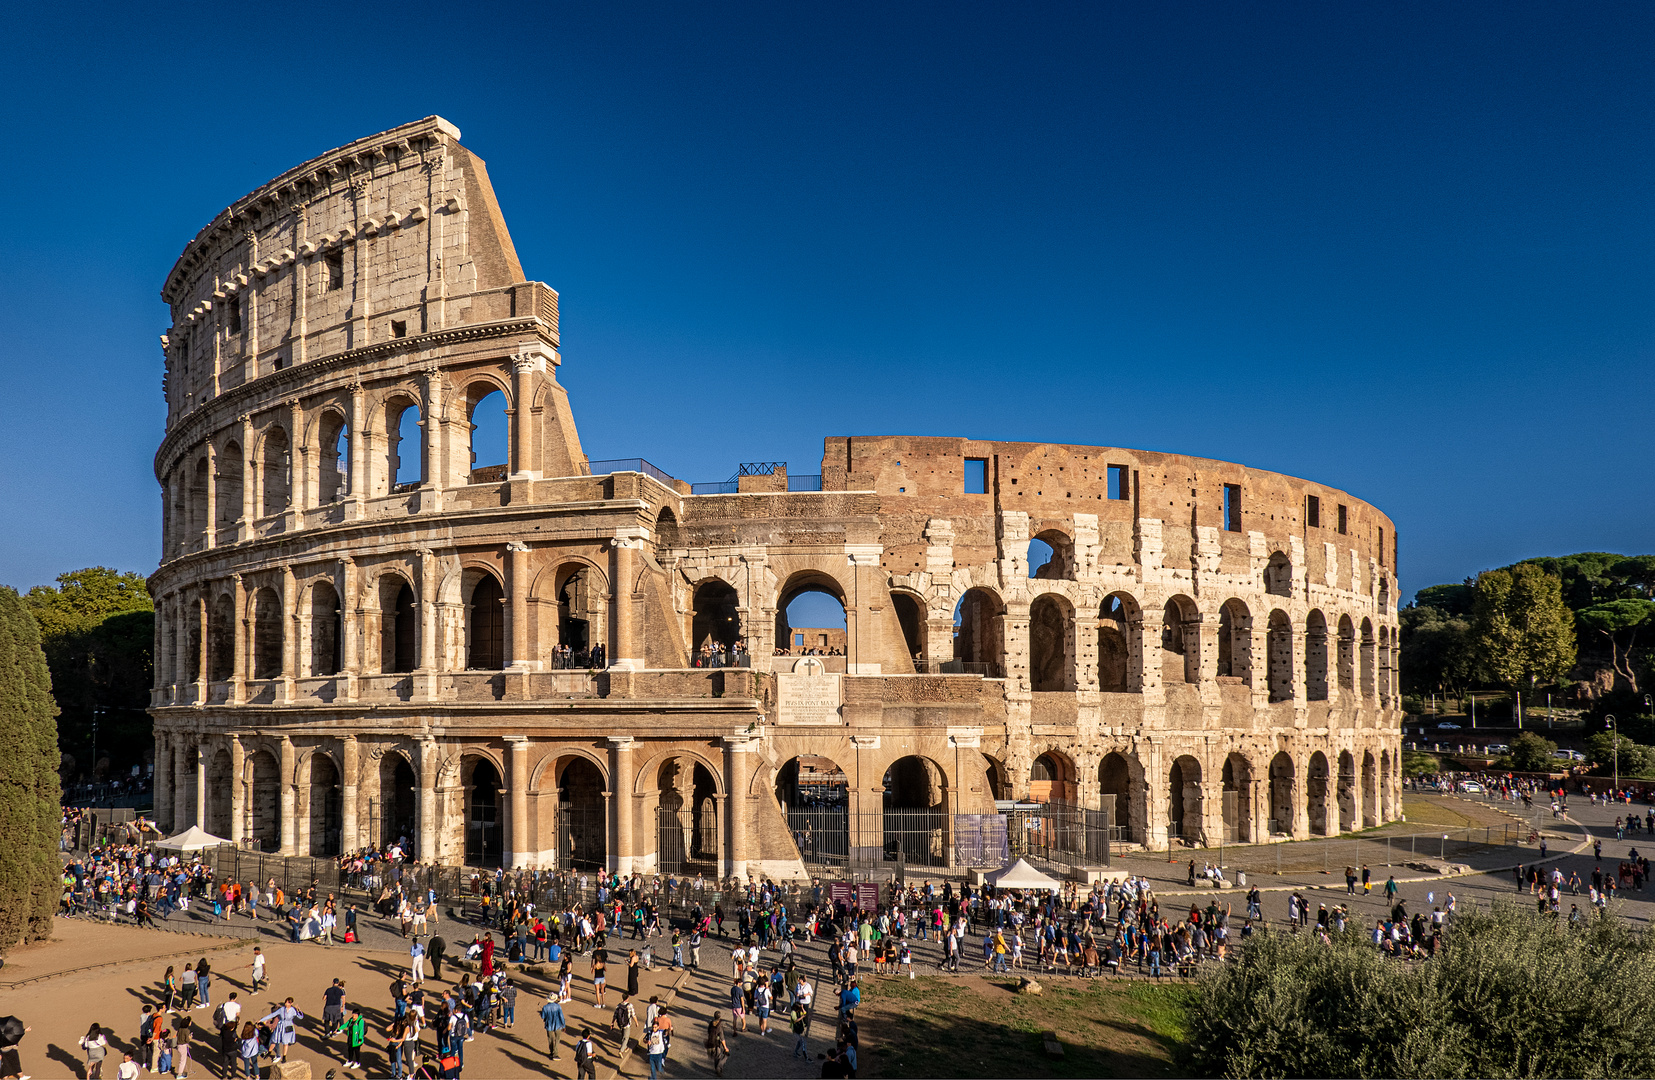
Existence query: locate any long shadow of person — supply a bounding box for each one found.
[46,1042,85,1076]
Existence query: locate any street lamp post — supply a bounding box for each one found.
[1607,714,1618,794]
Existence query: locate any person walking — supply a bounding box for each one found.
[79,1022,110,1079]
[575,1027,600,1080]
[429,934,448,980]
[236,1023,260,1080]
[540,993,567,1060]
[790,1000,810,1060]
[342,1007,367,1071]
[195,958,213,1010]
[643,1019,667,1080]
[247,949,266,994]
[410,937,426,985]
[707,1012,732,1077]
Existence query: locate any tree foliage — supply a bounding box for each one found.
[1508,731,1558,773]
[1398,604,1474,699]
[0,587,63,948]
[1189,902,1655,1078]
[23,567,153,779]
[1585,731,1655,779]
[1577,599,1655,695]
[1471,565,1577,694]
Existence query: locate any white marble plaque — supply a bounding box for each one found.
[776,667,843,725]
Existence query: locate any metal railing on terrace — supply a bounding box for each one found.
[586,458,677,487]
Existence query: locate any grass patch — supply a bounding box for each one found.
[858,975,1194,1078]
[1399,794,1477,828]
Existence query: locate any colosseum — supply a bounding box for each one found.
[147,116,1402,879]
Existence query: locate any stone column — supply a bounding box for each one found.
[239,415,256,539]
[173,739,191,829]
[507,542,534,669]
[154,731,172,833]
[725,732,757,879]
[175,594,194,703]
[417,737,437,863]
[610,535,642,669]
[418,548,440,701]
[348,382,367,517]
[340,735,359,854]
[278,736,298,856]
[281,565,297,702]
[510,354,539,480]
[194,743,207,831]
[506,736,531,868]
[284,398,304,531]
[339,557,360,701]
[420,368,445,511]
[608,737,635,874]
[230,574,247,704]
[229,736,246,845]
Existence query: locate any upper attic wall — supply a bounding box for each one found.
[820,434,1398,572]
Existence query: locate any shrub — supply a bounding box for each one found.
[1189,902,1655,1078]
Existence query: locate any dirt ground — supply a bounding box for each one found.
[0,917,685,1079]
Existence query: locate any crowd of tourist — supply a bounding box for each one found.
[693,641,751,668]
[547,643,607,670]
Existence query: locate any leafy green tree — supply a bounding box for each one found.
[0,587,63,948]
[1612,556,1655,600]
[1472,565,1578,713]
[1413,582,1475,619]
[1508,731,1558,773]
[1578,599,1655,695]
[1399,604,1474,700]
[1585,731,1655,779]
[1190,902,1655,1078]
[23,567,153,781]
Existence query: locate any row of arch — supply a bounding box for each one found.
[162,378,512,556]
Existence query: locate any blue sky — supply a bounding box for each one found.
[2,2,1652,606]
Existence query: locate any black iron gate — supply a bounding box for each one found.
[556,805,606,870]
[785,806,850,867]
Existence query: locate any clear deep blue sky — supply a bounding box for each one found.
[2,2,1652,605]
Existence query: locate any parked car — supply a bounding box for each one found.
[1459,781,1484,793]
[1553,749,1586,762]
[1486,743,1510,754]
[1437,722,1462,730]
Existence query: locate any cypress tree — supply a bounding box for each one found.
[0,586,62,947]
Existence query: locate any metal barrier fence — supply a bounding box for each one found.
[1174,822,1535,878]
[781,805,1107,872]
[208,847,342,894]
[1008,801,1113,868]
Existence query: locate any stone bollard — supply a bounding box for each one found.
[271,1061,312,1080]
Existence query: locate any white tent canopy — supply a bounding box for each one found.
[154,825,231,852]
[985,857,1063,891]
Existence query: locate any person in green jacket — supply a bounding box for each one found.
[342,1007,367,1071]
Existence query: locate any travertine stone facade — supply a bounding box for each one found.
[149,118,1402,878]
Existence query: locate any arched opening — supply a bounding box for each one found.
[190,456,210,543]
[1307,752,1330,836]
[251,588,283,680]
[983,755,1012,801]
[556,757,607,870]
[1217,598,1252,682]
[1099,752,1135,843]
[1266,609,1293,703]
[657,758,721,873]
[216,441,243,540]
[554,564,605,661]
[1097,593,1137,693]
[1378,575,1391,611]
[309,754,342,857]
[1268,752,1295,836]
[1362,750,1378,827]
[691,579,741,656]
[310,582,342,677]
[388,399,423,489]
[890,591,925,663]
[1378,626,1392,704]
[776,573,847,656]
[260,426,290,518]
[463,757,504,867]
[208,594,235,682]
[1305,610,1330,702]
[1030,751,1077,804]
[381,580,418,674]
[1265,551,1293,598]
[1028,530,1074,580]
[1337,750,1357,833]
[205,749,232,837]
[377,754,417,850]
[317,412,349,504]
[247,749,281,853]
[466,385,509,483]
[1359,618,1376,698]
[883,755,947,866]
[776,756,848,866]
[1029,593,1075,692]
[1161,597,1199,685]
[1167,755,1202,844]
[1222,753,1253,842]
[466,572,506,670]
[1337,615,1356,691]
[654,506,681,549]
[953,588,1004,675]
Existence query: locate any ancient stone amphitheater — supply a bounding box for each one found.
[148,117,1402,879]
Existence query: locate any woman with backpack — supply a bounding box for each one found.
[705,1013,730,1077]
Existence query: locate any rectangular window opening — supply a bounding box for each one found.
[1107,464,1129,501]
[326,251,345,291]
[1306,494,1320,528]
[226,297,242,335]
[963,457,987,494]
[1222,483,1242,532]
[1337,504,1348,535]
[391,319,407,338]
[1378,526,1386,566]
